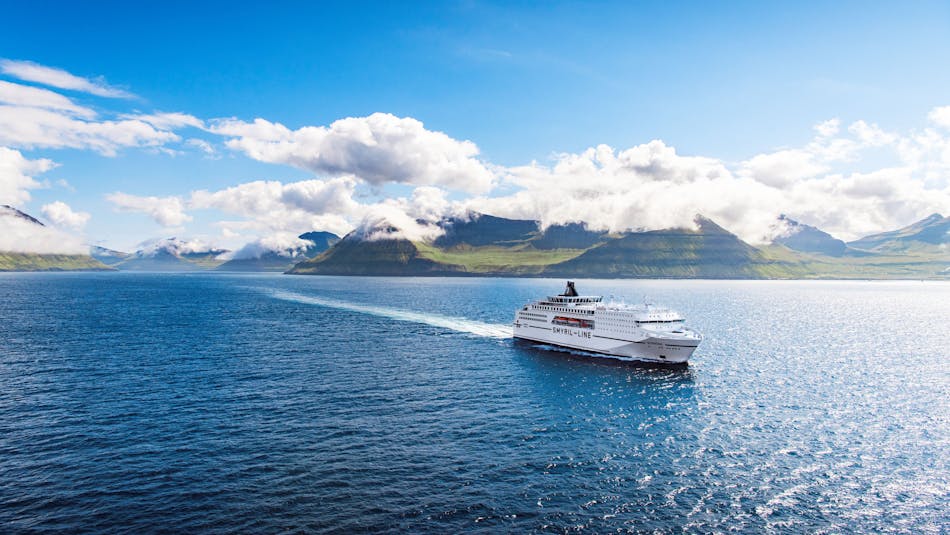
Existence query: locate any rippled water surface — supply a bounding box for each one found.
[1,273,947,533]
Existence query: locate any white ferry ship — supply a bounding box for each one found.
[513,281,702,364]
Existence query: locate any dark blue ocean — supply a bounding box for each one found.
[1,273,947,533]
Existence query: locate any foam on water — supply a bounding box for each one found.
[265,288,514,339]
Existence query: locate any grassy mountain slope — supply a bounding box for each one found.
[531,222,607,250]
[544,217,791,278]
[758,245,948,279]
[290,212,949,279]
[289,237,466,275]
[0,252,112,271]
[434,214,537,248]
[0,205,113,272]
[414,242,586,274]
[848,213,949,252]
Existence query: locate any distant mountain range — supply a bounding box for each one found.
[0,205,111,272]
[1,203,946,277]
[89,232,341,272]
[847,213,949,253]
[290,212,949,279]
[95,237,231,271]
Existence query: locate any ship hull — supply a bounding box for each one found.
[513,323,698,364]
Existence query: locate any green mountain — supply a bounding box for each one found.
[0,252,113,272]
[532,222,607,250]
[217,231,340,272]
[544,216,788,278]
[0,205,112,272]
[289,235,465,275]
[848,213,949,253]
[290,214,796,278]
[434,214,537,247]
[290,215,599,275]
[289,212,950,279]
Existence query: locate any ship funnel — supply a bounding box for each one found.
[562,281,579,297]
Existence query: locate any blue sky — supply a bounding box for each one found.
[1,1,949,252]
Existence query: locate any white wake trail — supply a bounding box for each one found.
[265,289,514,339]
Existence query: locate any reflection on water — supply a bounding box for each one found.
[0,273,946,533]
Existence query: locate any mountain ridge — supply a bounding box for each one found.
[848,213,949,252]
[289,212,949,279]
[772,215,849,257]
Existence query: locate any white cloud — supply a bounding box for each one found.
[2,57,943,251]
[740,149,827,187]
[814,118,840,138]
[185,176,468,245]
[348,203,446,242]
[188,106,950,246]
[0,146,56,206]
[848,120,895,146]
[928,106,950,129]
[464,117,950,243]
[0,80,96,118]
[0,80,193,156]
[122,112,205,130]
[186,138,216,155]
[41,201,90,229]
[471,140,767,236]
[132,237,225,257]
[190,177,359,236]
[344,186,473,242]
[0,205,87,254]
[0,59,133,98]
[210,112,496,193]
[223,232,320,260]
[106,192,192,227]
[0,105,181,156]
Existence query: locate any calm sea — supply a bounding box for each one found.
[1,273,947,533]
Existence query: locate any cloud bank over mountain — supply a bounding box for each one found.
[222,233,322,261]
[0,204,87,254]
[1,59,948,253]
[105,106,950,246]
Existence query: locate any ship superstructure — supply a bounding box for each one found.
[513,281,702,363]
